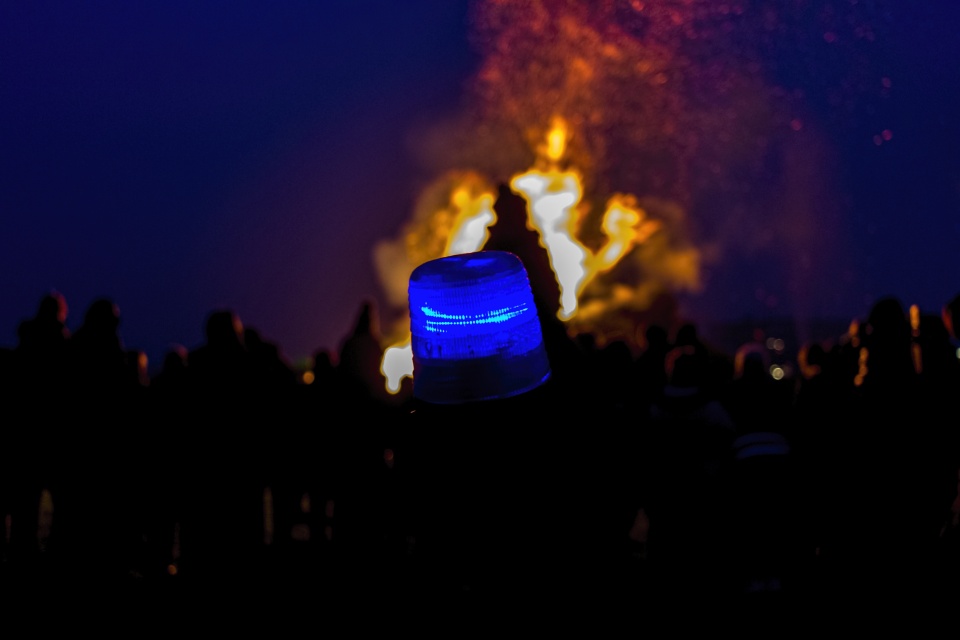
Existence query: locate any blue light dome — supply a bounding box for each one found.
[408,250,552,404]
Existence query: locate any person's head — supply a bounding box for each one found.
[864,296,910,344]
[674,323,699,348]
[205,309,244,349]
[38,290,68,324]
[798,340,826,379]
[663,345,706,396]
[83,297,120,332]
[161,345,188,375]
[733,342,770,381]
[643,324,669,351]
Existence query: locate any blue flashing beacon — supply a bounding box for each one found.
[408,250,552,404]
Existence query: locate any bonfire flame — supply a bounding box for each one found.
[380,116,660,394]
[444,188,498,256]
[512,116,660,320]
[375,0,890,394]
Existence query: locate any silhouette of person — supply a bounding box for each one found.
[723,341,806,600]
[140,344,191,579]
[639,340,737,604]
[826,296,941,601]
[5,291,71,570]
[67,297,134,393]
[633,323,670,411]
[186,309,253,398]
[336,300,389,408]
[180,309,263,586]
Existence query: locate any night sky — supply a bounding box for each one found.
[2,1,959,375]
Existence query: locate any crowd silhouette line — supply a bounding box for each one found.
[2,250,959,621]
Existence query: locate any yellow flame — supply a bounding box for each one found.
[444,188,498,256]
[381,338,413,394]
[512,118,658,320]
[511,169,586,319]
[594,194,661,272]
[544,115,569,162]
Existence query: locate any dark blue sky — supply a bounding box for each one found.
[2,1,958,373]
[1,1,478,372]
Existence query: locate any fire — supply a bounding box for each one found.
[511,116,660,320]
[381,338,413,395]
[380,117,660,394]
[444,187,498,256]
[374,0,890,394]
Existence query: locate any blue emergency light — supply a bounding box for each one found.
[408,250,552,404]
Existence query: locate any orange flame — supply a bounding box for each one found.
[512,116,660,320]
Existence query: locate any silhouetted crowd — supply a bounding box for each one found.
[2,286,960,624]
